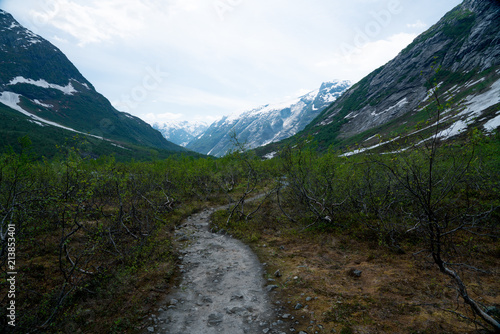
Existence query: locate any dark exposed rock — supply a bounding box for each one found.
[294,303,304,310]
[267,285,279,292]
[207,312,224,327]
[348,268,362,278]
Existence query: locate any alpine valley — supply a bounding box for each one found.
[0,9,187,160]
[1,1,500,334]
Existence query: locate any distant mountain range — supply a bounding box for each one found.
[185,80,351,157]
[0,9,186,159]
[153,120,208,147]
[257,0,500,157]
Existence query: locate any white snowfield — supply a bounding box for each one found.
[484,111,500,132]
[341,78,500,157]
[438,78,500,139]
[207,81,351,154]
[371,98,409,117]
[8,76,77,95]
[33,99,54,108]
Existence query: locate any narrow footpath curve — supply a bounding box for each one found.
[143,207,290,334]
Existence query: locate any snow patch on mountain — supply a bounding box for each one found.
[340,79,500,157]
[0,91,102,139]
[484,113,500,132]
[372,98,408,117]
[33,99,54,108]
[24,30,43,45]
[8,22,19,30]
[341,136,401,157]
[8,76,77,95]
[264,151,278,160]
[433,78,500,140]
[464,79,500,117]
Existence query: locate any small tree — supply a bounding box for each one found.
[375,71,500,331]
[225,132,270,223]
[277,140,350,228]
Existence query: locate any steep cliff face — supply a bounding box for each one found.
[301,0,500,150]
[0,10,183,155]
[187,80,351,157]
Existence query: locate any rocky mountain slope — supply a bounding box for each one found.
[153,120,208,147]
[0,9,185,158]
[259,0,500,156]
[187,80,351,157]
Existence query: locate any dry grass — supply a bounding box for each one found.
[10,200,213,333]
[212,199,500,334]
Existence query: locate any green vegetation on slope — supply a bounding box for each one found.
[0,104,199,161]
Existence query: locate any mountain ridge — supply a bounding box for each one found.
[0,10,186,159]
[186,80,351,157]
[257,0,500,156]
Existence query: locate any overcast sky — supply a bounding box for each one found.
[0,0,462,125]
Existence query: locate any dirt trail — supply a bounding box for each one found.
[143,207,289,334]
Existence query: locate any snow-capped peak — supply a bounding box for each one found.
[224,87,324,124]
[153,120,209,147]
[320,79,352,89]
[186,79,352,156]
